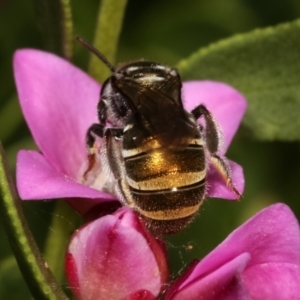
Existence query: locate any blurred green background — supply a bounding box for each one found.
[1,0,300,299]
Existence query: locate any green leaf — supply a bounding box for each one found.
[88,0,128,82]
[177,19,300,141]
[0,143,69,300]
[32,0,74,60]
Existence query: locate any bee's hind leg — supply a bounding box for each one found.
[191,104,241,199]
[209,154,242,199]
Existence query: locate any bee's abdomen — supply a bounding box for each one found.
[123,145,206,234]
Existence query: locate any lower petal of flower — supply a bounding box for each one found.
[123,290,155,300]
[183,203,300,282]
[166,253,251,300]
[243,263,300,300]
[66,208,168,300]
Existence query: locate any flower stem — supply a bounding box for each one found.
[32,0,74,60]
[0,143,69,300]
[88,0,128,82]
[60,0,74,60]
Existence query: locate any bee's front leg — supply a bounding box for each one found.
[84,98,108,178]
[103,128,133,206]
[83,123,105,179]
[86,123,105,153]
[191,104,241,199]
[104,127,124,179]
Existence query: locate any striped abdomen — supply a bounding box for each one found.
[122,138,206,234]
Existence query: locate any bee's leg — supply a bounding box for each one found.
[191,104,241,199]
[84,123,105,179]
[104,127,124,179]
[84,99,108,178]
[209,154,242,199]
[104,128,134,207]
[86,98,109,152]
[191,104,221,154]
[86,124,105,152]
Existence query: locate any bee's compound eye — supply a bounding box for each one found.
[116,101,128,118]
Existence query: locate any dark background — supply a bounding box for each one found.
[1,0,300,298]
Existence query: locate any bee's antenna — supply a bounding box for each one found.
[76,36,116,73]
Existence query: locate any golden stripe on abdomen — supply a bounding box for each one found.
[130,179,205,220]
[125,147,205,182]
[127,170,205,190]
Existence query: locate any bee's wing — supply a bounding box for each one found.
[118,80,198,147]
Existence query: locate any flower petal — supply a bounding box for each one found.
[13,49,100,179]
[243,263,300,300]
[180,203,300,288]
[123,290,155,300]
[207,160,244,199]
[182,81,247,152]
[17,150,116,202]
[166,253,251,300]
[66,208,168,300]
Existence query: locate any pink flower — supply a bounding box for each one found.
[13,49,247,215]
[66,207,169,300]
[166,203,300,300]
[66,203,300,300]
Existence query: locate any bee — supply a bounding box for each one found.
[77,37,241,235]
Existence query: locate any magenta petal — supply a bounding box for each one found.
[17,150,116,201]
[13,49,100,179]
[207,160,244,199]
[244,263,300,300]
[167,253,251,300]
[123,290,155,300]
[66,208,167,300]
[182,203,300,287]
[182,81,247,152]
